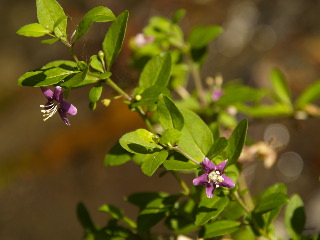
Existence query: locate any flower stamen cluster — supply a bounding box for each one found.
[193,158,235,198]
[40,86,77,125]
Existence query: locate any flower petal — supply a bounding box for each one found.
[201,158,215,173]
[216,160,228,173]
[58,109,71,126]
[220,174,235,188]
[53,86,63,102]
[60,101,77,115]
[206,182,215,198]
[193,174,208,186]
[41,87,53,99]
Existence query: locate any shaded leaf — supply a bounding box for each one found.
[226,119,248,165]
[104,142,132,166]
[77,202,95,232]
[285,194,306,239]
[254,193,288,214]
[141,150,168,176]
[138,52,172,92]
[119,129,162,154]
[270,68,292,106]
[131,86,171,107]
[188,25,222,48]
[206,137,228,159]
[159,128,182,146]
[295,80,320,109]
[89,84,103,103]
[200,220,241,238]
[157,94,184,131]
[163,159,198,171]
[195,193,229,226]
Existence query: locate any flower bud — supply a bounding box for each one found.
[135,95,142,101]
[101,98,111,107]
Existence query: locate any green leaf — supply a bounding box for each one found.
[236,103,293,117]
[217,85,266,107]
[157,94,184,131]
[41,37,59,44]
[76,202,95,232]
[104,142,132,167]
[159,128,182,146]
[200,220,241,238]
[163,159,198,171]
[18,66,78,87]
[178,108,214,161]
[90,55,104,73]
[295,80,320,109]
[254,192,288,214]
[36,0,67,39]
[43,60,78,69]
[206,137,228,159]
[195,193,229,226]
[138,52,172,91]
[171,9,186,24]
[188,25,222,48]
[253,193,288,219]
[137,194,179,232]
[131,86,171,107]
[270,68,292,106]
[285,194,306,239]
[99,204,124,219]
[126,192,169,210]
[119,129,162,154]
[141,150,168,176]
[102,10,129,70]
[73,6,115,43]
[61,65,89,89]
[226,119,248,165]
[16,23,51,37]
[99,72,112,80]
[89,84,103,103]
[263,184,288,229]
[99,204,137,229]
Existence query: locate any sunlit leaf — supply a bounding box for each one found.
[73,6,115,43]
[102,10,129,70]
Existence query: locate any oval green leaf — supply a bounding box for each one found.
[102,10,129,70]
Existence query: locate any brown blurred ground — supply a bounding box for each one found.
[0,0,320,239]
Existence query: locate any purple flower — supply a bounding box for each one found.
[40,86,77,126]
[193,158,235,198]
[134,33,155,47]
[212,89,224,101]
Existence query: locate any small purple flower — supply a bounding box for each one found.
[40,86,77,126]
[212,89,224,101]
[193,158,235,198]
[134,33,155,47]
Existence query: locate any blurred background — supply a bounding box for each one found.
[0,0,320,239]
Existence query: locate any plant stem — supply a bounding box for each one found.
[231,191,251,214]
[171,171,190,195]
[186,55,206,107]
[105,78,132,101]
[238,172,254,210]
[105,78,156,133]
[168,146,200,165]
[135,106,155,133]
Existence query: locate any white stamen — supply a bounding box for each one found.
[40,101,59,121]
[208,170,224,184]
